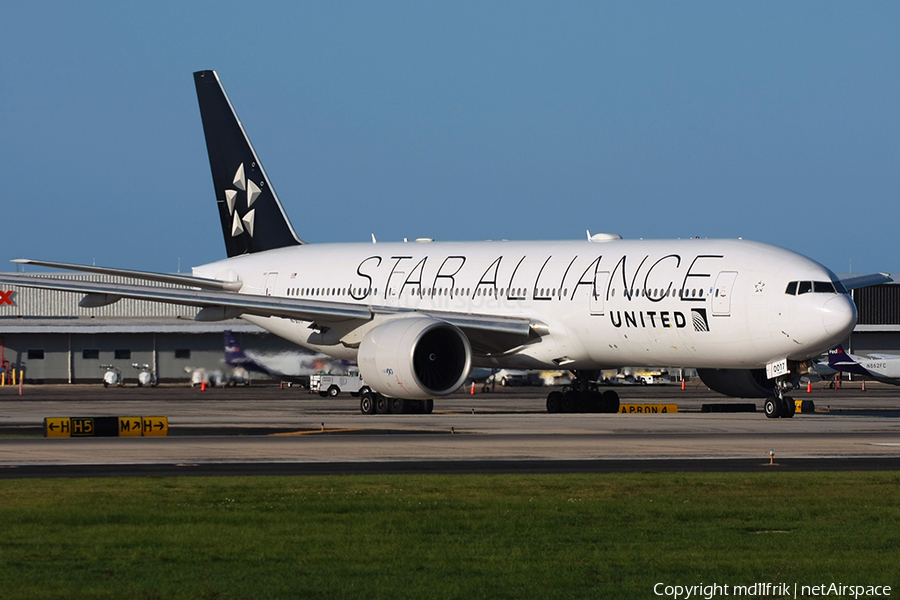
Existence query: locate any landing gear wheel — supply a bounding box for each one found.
[375,394,391,415]
[360,392,376,415]
[602,390,620,414]
[390,398,406,414]
[423,399,434,414]
[546,391,563,413]
[580,391,599,413]
[764,396,782,419]
[780,396,796,418]
[561,391,578,413]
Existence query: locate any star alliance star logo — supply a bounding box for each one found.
[754,281,765,294]
[224,163,260,237]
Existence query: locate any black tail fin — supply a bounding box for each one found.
[194,70,303,257]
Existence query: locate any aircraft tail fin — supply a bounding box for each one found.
[827,345,847,368]
[828,345,868,376]
[224,331,250,367]
[194,70,304,257]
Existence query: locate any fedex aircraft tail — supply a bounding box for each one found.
[194,70,304,257]
[828,345,868,376]
[224,331,251,367]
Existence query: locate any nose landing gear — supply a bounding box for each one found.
[764,377,796,419]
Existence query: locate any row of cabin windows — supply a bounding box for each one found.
[283,286,709,299]
[287,287,378,297]
[784,281,847,295]
[617,288,707,299]
[25,349,192,360]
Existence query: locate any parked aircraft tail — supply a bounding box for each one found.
[223,330,251,367]
[827,345,868,376]
[194,70,304,257]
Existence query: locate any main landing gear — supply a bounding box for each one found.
[545,370,620,414]
[359,391,434,415]
[763,377,796,419]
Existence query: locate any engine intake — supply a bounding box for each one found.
[357,317,472,399]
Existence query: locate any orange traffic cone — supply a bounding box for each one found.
[681,379,686,391]
[807,381,812,393]
[470,381,476,395]
[862,380,866,392]
[201,381,206,391]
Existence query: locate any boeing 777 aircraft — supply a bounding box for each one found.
[1,71,890,419]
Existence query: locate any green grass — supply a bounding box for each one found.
[0,472,898,599]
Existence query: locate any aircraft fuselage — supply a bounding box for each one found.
[194,237,856,371]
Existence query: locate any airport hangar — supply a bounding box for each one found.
[0,271,898,384]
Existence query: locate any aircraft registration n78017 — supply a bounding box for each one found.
[0,70,890,419]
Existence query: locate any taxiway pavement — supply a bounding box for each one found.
[0,382,898,476]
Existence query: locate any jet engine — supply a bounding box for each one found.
[696,368,775,398]
[357,317,472,400]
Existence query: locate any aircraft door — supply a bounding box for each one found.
[265,272,278,296]
[712,271,737,316]
[591,270,610,315]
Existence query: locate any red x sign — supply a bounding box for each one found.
[0,290,14,306]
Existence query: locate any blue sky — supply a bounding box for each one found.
[2,2,897,274]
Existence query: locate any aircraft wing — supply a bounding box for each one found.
[840,272,893,290]
[0,268,542,350]
[11,258,243,291]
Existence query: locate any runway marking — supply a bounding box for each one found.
[270,428,366,437]
[869,443,900,446]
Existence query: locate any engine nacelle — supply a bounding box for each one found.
[697,368,775,398]
[357,317,472,400]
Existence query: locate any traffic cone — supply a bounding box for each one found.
[470,381,475,395]
[681,379,686,391]
[862,380,866,392]
[807,381,812,393]
[201,381,206,391]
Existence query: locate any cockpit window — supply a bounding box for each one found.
[785,280,848,295]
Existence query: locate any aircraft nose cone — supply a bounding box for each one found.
[822,295,857,338]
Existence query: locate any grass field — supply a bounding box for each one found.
[1,472,898,599]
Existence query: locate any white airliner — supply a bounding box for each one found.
[1,70,890,419]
